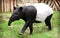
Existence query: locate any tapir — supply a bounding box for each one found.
[8,3,53,35]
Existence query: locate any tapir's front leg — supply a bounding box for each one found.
[19,20,32,35]
[29,25,33,34]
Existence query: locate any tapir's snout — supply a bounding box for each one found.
[8,19,12,26]
[8,14,20,26]
[8,16,13,26]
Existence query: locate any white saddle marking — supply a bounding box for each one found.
[32,3,53,21]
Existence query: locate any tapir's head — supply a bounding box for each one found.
[8,7,23,26]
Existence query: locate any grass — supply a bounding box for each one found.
[0,11,60,38]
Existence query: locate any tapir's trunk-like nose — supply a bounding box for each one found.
[8,20,12,26]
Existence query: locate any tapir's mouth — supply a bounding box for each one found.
[8,20,12,26]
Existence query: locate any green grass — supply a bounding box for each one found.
[0,11,60,38]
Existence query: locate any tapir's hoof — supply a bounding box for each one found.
[29,33,33,35]
[19,33,23,35]
[48,28,52,31]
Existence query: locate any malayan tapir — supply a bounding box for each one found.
[8,3,53,35]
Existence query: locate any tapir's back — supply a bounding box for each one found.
[32,3,53,21]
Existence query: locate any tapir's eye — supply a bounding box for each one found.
[15,13,18,14]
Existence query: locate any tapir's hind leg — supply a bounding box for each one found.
[45,14,53,30]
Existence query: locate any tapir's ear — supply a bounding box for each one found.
[19,7,23,11]
[13,7,16,10]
